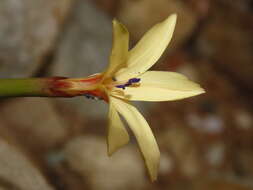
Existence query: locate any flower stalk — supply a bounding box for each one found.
[0,76,101,98]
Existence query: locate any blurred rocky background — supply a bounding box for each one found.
[0,0,253,189]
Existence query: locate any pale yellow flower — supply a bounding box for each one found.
[95,14,204,181]
[67,14,204,181]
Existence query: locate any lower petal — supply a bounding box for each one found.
[107,101,129,156]
[111,97,160,181]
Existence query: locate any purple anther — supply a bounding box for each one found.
[116,85,126,89]
[128,78,141,84]
[115,78,140,90]
[124,82,131,87]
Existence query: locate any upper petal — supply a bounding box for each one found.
[111,71,205,101]
[103,19,129,80]
[114,14,177,81]
[107,100,130,156]
[111,97,160,181]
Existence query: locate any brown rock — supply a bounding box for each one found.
[0,138,54,190]
[0,98,67,151]
[194,178,252,190]
[0,0,73,77]
[196,2,253,91]
[63,136,146,190]
[159,126,201,178]
[117,0,198,50]
[93,0,119,16]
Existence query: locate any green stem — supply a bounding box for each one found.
[0,75,103,98]
[0,78,54,97]
[0,77,79,98]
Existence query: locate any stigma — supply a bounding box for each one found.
[116,78,141,90]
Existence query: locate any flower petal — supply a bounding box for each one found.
[112,71,205,101]
[115,14,177,81]
[137,71,204,90]
[103,19,129,79]
[111,97,160,181]
[107,101,130,156]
